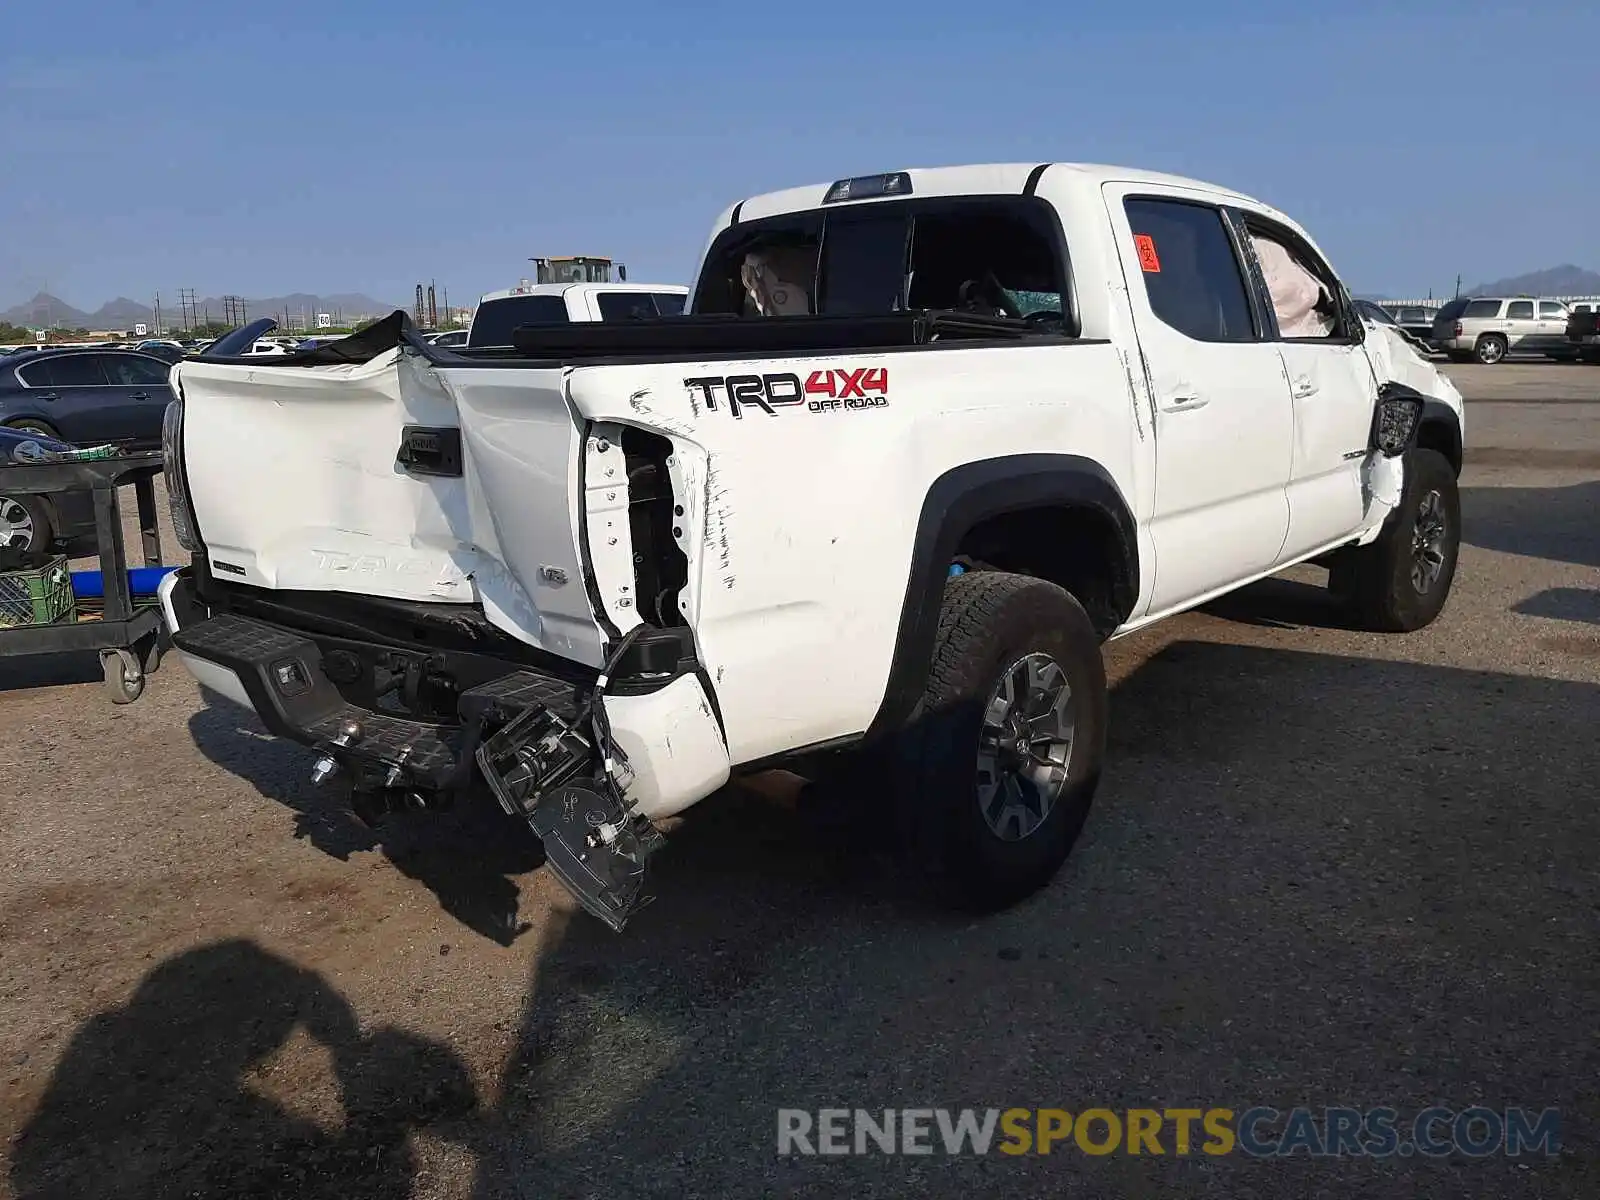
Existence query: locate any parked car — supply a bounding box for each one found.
[0,346,177,449]
[466,282,689,348]
[0,425,97,568]
[1380,304,1439,348]
[136,340,187,363]
[1432,296,1573,363]
[425,329,470,348]
[1354,300,1434,358]
[161,162,1466,930]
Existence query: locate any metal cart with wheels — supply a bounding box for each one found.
[0,451,169,704]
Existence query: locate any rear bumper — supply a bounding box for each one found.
[160,568,730,819]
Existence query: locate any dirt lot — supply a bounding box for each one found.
[2,365,1598,1198]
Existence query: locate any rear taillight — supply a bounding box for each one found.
[1453,322,1463,337]
[161,387,200,552]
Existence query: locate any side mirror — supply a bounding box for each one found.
[1371,382,1424,457]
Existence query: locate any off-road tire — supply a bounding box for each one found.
[1335,448,1460,632]
[890,570,1107,911]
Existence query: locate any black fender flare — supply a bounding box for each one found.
[1416,397,1463,476]
[863,453,1138,741]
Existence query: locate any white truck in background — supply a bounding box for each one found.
[158,163,1465,931]
[464,282,689,348]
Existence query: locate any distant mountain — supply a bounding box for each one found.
[1465,264,1600,298]
[0,293,91,328]
[1,290,404,331]
[89,297,157,327]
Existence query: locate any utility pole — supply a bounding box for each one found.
[153,291,163,336]
[1454,274,1462,300]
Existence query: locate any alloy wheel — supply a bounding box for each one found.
[976,653,1075,842]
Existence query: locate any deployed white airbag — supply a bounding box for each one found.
[1253,235,1335,338]
[740,248,814,316]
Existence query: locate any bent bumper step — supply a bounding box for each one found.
[171,612,583,790]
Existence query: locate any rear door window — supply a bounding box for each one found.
[33,354,111,386]
[468,295,571,346]
[1506,300,1534,320]
[651,292,686,316]
[1122,198,1257,343]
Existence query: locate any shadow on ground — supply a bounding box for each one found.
[464,641,1600,1199]
[21,642,1600,1198]
[1462,479,1600,570]
[187,686,546,946]
[0,650,103,692]
[1200,573,1353,631]
[9,939,480,1199]
[1514,588,1600,627]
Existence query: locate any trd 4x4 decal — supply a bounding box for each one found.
[684,368,889,418]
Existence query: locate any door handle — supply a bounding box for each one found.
[131,392,150,400]
[1291,376,1318,399]
[36,392,59,402]
[1160,392,1209,412]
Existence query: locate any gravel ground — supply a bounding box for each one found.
[2,367,1598,1198]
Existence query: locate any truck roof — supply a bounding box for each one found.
[727,162,1262,224]
[479,281,689,304]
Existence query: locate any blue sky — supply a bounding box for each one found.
[1,0,1594,311]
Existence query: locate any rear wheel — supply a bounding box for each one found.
[0,492,54,569]
[1474,334,1507,364]
[1335,448,1460,632]
[5,418,61,440]
[889,570,1107,911]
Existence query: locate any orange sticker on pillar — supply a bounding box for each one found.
[1134,234,1161,273]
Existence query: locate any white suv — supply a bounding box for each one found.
[1434,296,1572,364]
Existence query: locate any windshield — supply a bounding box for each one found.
[468,295,570,347]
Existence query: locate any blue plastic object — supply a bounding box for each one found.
[69,566,180,599]
[948,563,966,577]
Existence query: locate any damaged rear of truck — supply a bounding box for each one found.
[161,168,1153,930]
[162,314,752,928]
[162,312,1134,932]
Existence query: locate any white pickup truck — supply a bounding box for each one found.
[158,163,1465,931]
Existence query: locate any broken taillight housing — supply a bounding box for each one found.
[1453,321,1463,338]
[161,390,200,552]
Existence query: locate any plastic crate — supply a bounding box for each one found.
[0,555,77,629]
